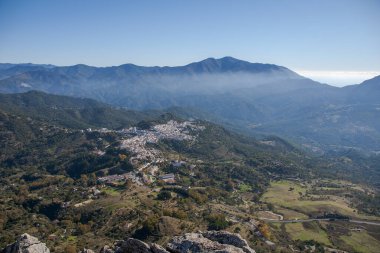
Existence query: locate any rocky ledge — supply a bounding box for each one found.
[166,231,255,253]
[2,231,256,253]
[1,234,50,253]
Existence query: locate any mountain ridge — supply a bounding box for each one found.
[0,58,379,153]
[0,57,293,73]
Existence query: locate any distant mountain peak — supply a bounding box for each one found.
[218,56,248,63]
[182,56,291,74]
[192,56,249,66]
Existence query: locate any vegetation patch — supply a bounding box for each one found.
[276,208,308,220]
[340,231,380,253]
[285,222,331,246]
[262,180,379,220]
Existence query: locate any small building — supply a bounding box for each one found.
[97,174,126,184]
[159,173,175,184]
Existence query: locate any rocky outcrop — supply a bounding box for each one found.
[1,234,50,253]
[2,231,255,253]
[107,238,169,253]
[119,238,152,253]
[104,231,255,253]
[166,232,256,253]
[201,231,255,253]
[150,244,169,253]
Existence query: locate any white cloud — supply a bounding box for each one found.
[295,70,380,87]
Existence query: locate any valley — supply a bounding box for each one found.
[0,92,379,253]
[1,59,380,153]
[1,1,379,252]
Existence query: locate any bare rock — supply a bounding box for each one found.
[119,238,152,253]
[1,234,50,253]
[2,231,255,253]
[166,232,255,253]
[202,231,255,253]
[150,243,169,253]
[101,239,169,253]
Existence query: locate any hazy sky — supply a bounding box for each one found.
[0,0,379,86]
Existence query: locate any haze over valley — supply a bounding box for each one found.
[1,57,379,153]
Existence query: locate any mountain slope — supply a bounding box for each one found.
[0,63,55,79]
[0,57,304,99]
[0,58,379,152]
[0,91,162,129]
[343,75,380,103]
[1,91,379,253]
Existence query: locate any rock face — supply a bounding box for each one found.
[110,238,169,253]
[201,231,256,253]
[2,231,255,253]
[166,231,256,253]
[1,234,50,253]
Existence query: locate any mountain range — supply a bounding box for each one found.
[0,57,379,153]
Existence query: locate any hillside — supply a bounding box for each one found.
[0,58,379,152]
[0,91,162,129]
[1,91,380,253]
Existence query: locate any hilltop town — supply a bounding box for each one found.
[86,120,204,187]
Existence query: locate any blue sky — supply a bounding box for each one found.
[0,0,379,86]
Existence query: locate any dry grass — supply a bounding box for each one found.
[285,222,331,246]
[340,231,380,253]
[262,180,379,220]
[276,208,308,220]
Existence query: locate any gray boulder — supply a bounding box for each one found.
[119,238,151,253]
[1,231,254,253]
[166,232,256,253]
[202,231,255,253]
[150,243,169,253]
[1,234,50,253]
[113,238,169,253]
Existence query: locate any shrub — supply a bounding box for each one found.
[206,213,230,230]
[188,189,207,204]
[157,191,172,200]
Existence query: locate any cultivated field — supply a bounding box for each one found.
[261,180,379,220]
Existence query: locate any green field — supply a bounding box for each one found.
[102,187,121,196]
[285,222,331,246]
[261,180,378,220]
[276,208,308,220]
[340,231,380,253]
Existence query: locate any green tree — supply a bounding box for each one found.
[207,213,230,230]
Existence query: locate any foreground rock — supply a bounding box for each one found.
[101,238,169,253]
[201,231,255,253]
[167,231,256,253]
[2,231,255,253]
[1,234,50,253]
[102,231,255,253]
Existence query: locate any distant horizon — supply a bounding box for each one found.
[1,0,379,87]
[1,56,379,87]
